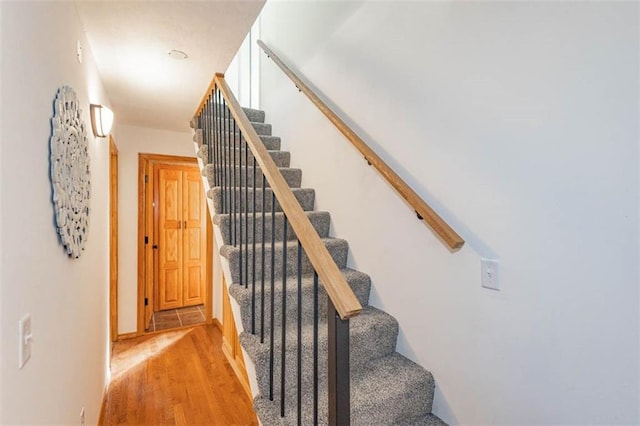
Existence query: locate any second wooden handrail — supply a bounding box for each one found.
[258,40,464,251]
[200,73,362,320]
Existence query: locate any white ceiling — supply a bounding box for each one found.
[75,0,265,133]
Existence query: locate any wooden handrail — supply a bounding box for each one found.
[257,40,465,251]
[198,74,362,320]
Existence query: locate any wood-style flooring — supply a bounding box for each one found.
[100,324,258,425]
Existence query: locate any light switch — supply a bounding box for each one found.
[19,314,32,368]
[481,259,500,291]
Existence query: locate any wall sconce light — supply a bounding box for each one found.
[90,104,114,138]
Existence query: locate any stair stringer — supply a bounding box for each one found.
[192,134,262,402]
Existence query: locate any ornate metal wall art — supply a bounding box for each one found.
[50,86,91,258]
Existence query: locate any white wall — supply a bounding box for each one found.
[114,124,194,334]
[259,2,639,425]
[0,2,111,424]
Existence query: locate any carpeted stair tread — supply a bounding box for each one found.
[350,353,435,422]
[214,211,331,244]
[200,148,290,168]
[239,306,398,394]
[210,166,302,188]
[197,106,265,123]
[228,267,372,333]
[219,166,302,189]
[197,136,284,161]
[202,160,302,188]
[220,237,349,283]
[251,353,435,425]
[250,121,272,136]
[227,147,291,168]
[243,107,265,123]
[197,119,271,136]
[208,186,315,213]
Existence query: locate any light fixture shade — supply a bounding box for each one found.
[90,104,114,137]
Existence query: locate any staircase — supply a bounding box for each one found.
[193,104,446,425]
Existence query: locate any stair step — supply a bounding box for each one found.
[240,306,398,399]
[194,119,271,136]
[200,148,290,168]
[243,107,265,123]
[230,147,290,168]
[228,166,301,189]
[208,187,315,213]
[197,134,281,154]
[198,106,265,124]
[215,211,331,245]
[251,121,272,136]
[252,352,435,425]
[202,164,302,189]
[351,353,436,424]
[220,237,348,283]
[229,267,371,334]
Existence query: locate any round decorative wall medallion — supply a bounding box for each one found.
[50,86,91,258]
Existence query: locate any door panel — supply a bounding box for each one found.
[163,268,181,305]
[185,265,202,302]
[158,167,183,310]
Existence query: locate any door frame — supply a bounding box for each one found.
[109,136,119,342]
[137,153,213,334]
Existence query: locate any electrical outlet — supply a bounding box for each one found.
[481,259,500,291]
[80,407,85,426]
[19,314,32,368]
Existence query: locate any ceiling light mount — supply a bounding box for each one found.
[168,49,188,60]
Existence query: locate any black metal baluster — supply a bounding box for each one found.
[269,191,276,401]
[297,240,302,426]
[281,215,288,417]
[209,95,215,183]
[202,100,209,166]
[239,127,244,286]
[213,92,224,200]
[232,120,237,246]
[328,300,350,426]
[220,97,226,213]
[217,91,222,190]
[207,97,213,173]
[244,141,249,289]
[214,91,222,186]
[313,270,319,426]
[260,169,266,343]
[251,156,257,335]
[227,109,233,238]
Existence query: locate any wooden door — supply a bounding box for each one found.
[155,163,206,311]
[182,168,207,306]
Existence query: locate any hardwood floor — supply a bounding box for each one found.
[100,324,258,425]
